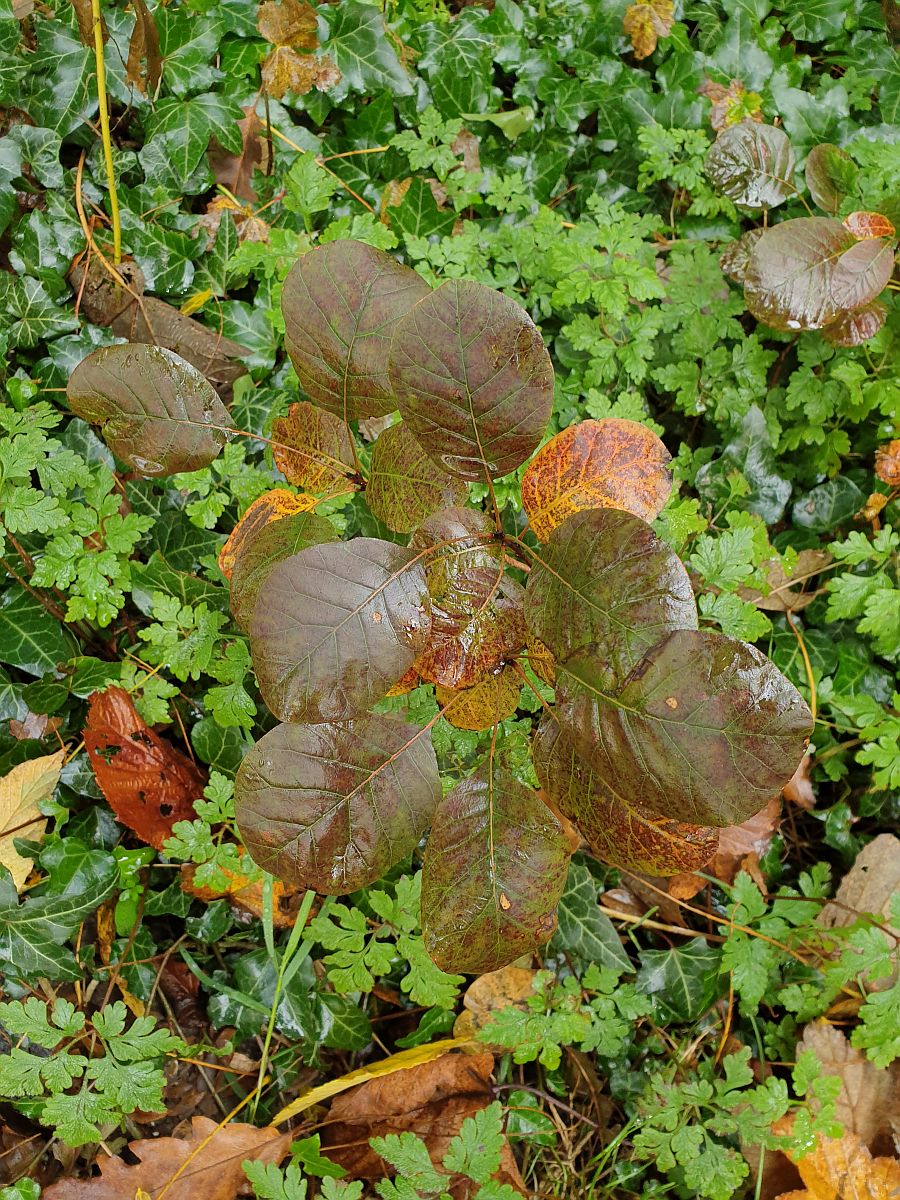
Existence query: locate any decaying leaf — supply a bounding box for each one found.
[41,1116,291,1199]
[773,1114,900,1200]
[181,859,304,927]
[875,439,900,487]
[125,0,162,96]
[521,417,672,542]
[843,211,896,240]
[668,798,781,899]
[321,1050,526,1196]
[218,489,318,580]
[207,107,266,203]
[698,78,763,132]
[71,0,105,47]
[818,834,900,933]
[84,688,205,849]
[436,666,522,731]
[0,751,62,890]
[262,47,341,99]
[623,0,674,58]
[271,400,358,494]
[739,550,832,612]
[783,753,816,810]
[258,0,318,48]
[453,966,537,1040]
[525,631,556,686]
[798,1022,899,1153]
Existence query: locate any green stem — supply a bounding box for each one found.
[90,0,121,263]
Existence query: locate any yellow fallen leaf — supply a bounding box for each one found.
[0,750,63,891]
[774,1114,900,1200]
[179,289,212,316]
[623,0,674,59]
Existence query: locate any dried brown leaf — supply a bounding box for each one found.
[773,1114,900,1200]
[125,0,161,96]
[875,439,900,487]
[261,47,340,99]
[84,688,205,849]
[623,0,674,58]
[453,966,537,1040]
[71,0,105,47]
[818,834,900,932]
[0,751,62,890]
[783,753,815,810]
[257,0,317,47]
[42,1116,291,1199]
[207,107,266,203]
[798,1022,899,1153]
[739,550,832,612]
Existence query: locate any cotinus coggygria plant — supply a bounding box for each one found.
[66,239,813,977]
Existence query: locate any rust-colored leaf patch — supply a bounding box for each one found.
[842,211,897,240]
[436,665,522,731]
[84,688,205,849]
[521,417,672,542]
[271,400,358,493]
[874,438,900,487]
[773,1114,900,1200]
[623,0,674,59]
[218,488,318,580]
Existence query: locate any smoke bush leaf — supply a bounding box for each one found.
[435,665,522,732]
[421,763,573,974]
[66,344,229,477]
[250,538,431,723]
[271,401,358,493]
[556,629,812,828]
[280,239,429,422]
[366,421,467,534]
[235,715,440,893]
[521,417,672,542]
[705,121,796,209]
[524,509,697,686]
[804,143,858,214]
[389,279,554,481]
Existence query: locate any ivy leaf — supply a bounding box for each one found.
[366,421,467,535]
[557,630,812,828]
[550,857,632,971]
[319,0,413,97]
[705,121,796,209]
[250,538,431,723]
[623,0,674,60]
[389,280,554,481]
[280,239,428,421]
[524,509,697,686]
[235,715,440,893]
[521,417,672,542]
[0,587,77,677]
[0,274,78,348]
[636,938,723,1022]
[229,509,339,633]
[271,401,358,493]
[743,218,894,332]
[421,763,573,974]
[66,344,230,476]
[804,143,858,214]
[533,717,719,875]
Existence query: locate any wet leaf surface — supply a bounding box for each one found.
[281,239,429,421]
[421,763,572,974]
[705,121,796,209]
[367,420,467,534]
[389,279,554,480]
[218,488,319,580]
[270,400,358,493]
[0,750,62,890]
[435,665,522,731]
[66,344,230,476]
[235,714,440,893]
[804,143,857,214]
[250,537,430,723]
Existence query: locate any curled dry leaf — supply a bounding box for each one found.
[739,550,832,612]
[783,753,815,810]
[798,1022,899,1153]
[520,417,672,542]
[41,1116,292,1200]
[772,1113,900,1200]
[623,0,674,58]
[84,687,205,849]
[874,439,900,487]
[0,750,62,890]
[218,488,318,580]
[668,797,781,899]
[181,858,303,927]
[70,0,105,47]
[125,0,162,96]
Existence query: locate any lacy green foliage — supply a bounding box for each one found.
[0,997,184,1145]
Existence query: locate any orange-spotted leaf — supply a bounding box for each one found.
[366,421,467,534]
[874,438,900,487]
[421,763,573,974]
[436,666,522,731]
[842,211,896,240]
[218,489,318,580]
[271,401,358,493]
[521,418,672,542]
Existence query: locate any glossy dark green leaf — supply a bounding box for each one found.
[743,218,894,331]
[280,240,429,422]
[421,763,572,974]
[0,274,78,348]
[524,509,697,686]
[235,715,440,893]
[410,509,525,689]
[557,629,812,828]
[791,476,865,532]
[230,510,339,633]
[695,406,792,525]
[705,121,796,209]
[0,588,77,677]
[250,538,430,723]
[365,421,467,535]
[389,280,554,481]
[549,857,632,971]
[804,143,858,214]
[532,717,719,876]
[388,178,457,240]
[320,0,413,97]
[636,938,723,1022]
[66,344,230,476]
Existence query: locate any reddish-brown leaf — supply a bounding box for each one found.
[783,753,816,810]
[436,666,522,731]
[125,0,161,95]
[843,211,897,240]
[218,488,318,580]
[271,400,358,493]
[181,859,305,927]
[773,1114,900,1200]
[84,688,205,849]
[668,797,781,898]
[207,108,266,203]
[875,439,900,487]
[521,418,672,542]
[42,1116,291,1199]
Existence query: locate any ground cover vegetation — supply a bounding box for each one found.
[0,0,897,1196]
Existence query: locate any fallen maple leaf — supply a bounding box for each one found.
[41,1116,291,1199]
[798,1022,898,1154]
[0,750,62,890]
[84,688,205,849]
[773,1114,900,1200]
[623,0,674,59]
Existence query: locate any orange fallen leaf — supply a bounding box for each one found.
[261,47,341,99]
[218,488,318,580]
[842,211,896,240]
[623,0,674,59]
[42,1116,291,1199]
[84,688,205,850]
[783,754,815,810]
[180,859,303,927]
[453,965,537,1040]
[521,417,672,542]
[874,439,900,487]
[773,1114,900,1200]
